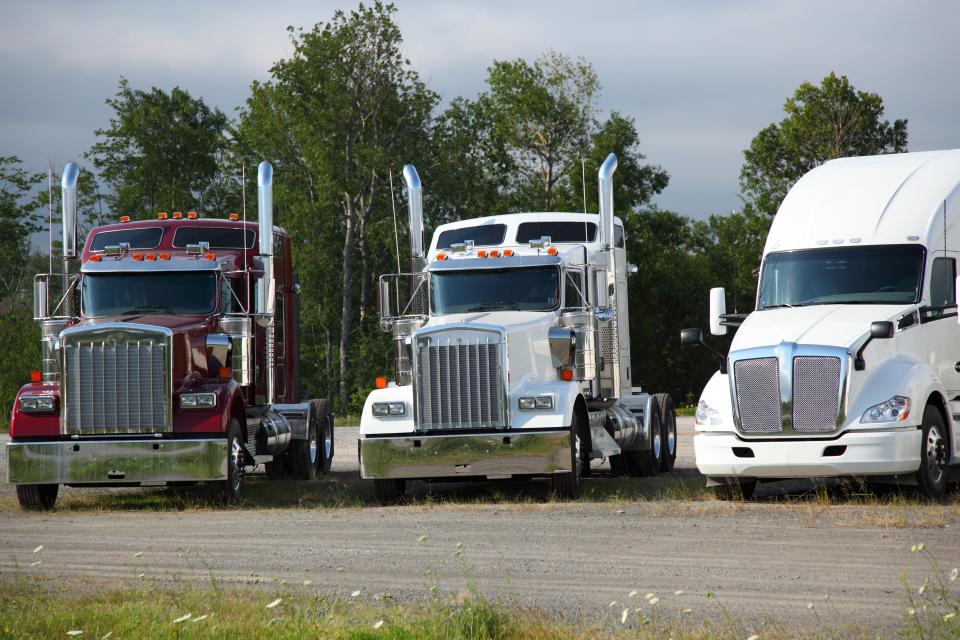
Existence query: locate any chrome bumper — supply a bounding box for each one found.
[6,438,228,485]
[359,429,572,480]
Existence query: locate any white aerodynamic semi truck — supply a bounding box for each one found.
[359,154,677,503]
[683,149,960,500]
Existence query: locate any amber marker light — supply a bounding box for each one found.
[158,253,171,261]
[375,376,387,389]
[204,252,216,261]
[503,249,514,257]
[157,212,168,220]
[30,370,42,383]
[477,250,488,258]
[89,254,102,262]
[132,254,143,261]
[436,253,448,261]
[560,368,574,381]
[145,254,157,261]
[489,250,501,257]
[187,211,198,219]
[218,367,231,380]
[547,247,558,255]
[228,213,239,221]
[172,211,183,219]
[119,215,130,223]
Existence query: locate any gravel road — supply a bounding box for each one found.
[1,418,957,632]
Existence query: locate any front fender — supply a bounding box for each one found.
[847,355,939,429]
[360,386,415,436]
[695,370,736,432]
[10,382,61,438]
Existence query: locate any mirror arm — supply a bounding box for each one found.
[853,339,872,371]
[703,342,728,374]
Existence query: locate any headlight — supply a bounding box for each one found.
[372,402,406,416]
[180,393,217,409]
[519,396,553,411]
[861,396,910,423]
[695,400,722,426]
[19,395,56,413]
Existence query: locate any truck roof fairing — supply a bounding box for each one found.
[428,254,564,271]
[80,258,225,273]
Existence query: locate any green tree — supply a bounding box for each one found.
[0,157,42,306]
[740,72,908,216]
[237,2,436,409]
[86,78,232,217]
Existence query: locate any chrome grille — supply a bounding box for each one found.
[792,356,841,432]
[63,330,170,435]
[414,331,505,430]
[734,357,782,433]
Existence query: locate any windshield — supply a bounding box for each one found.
[432,267,560,314]
[82,272,218,317]
[758,245,925,309]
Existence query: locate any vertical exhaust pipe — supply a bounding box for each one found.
[61,162,80,316]
[598,153,618,251]
[257,161,275,405]
[403,164,423,271]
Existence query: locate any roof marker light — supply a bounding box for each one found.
[229,213,239,221]
[375,376,388,389]
[157,212,168,220]
[158,253,171,261]
[172,212,183,219]
[204,252,216,261]
[436,253,448,261]
[132,254,143,261]
[503,249,514,257]
[145,254,157,261]
[547,247,558,256]
[187,211,198,219]
[30,370,42,383]
[477,250,488,258]
[489,250,501,258]
[89,254,102,262]
[119,215,130,223]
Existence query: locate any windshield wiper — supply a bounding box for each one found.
[465,302,521,312]
[760,303,800,310]
[120,305,176,315]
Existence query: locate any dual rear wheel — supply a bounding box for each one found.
[609,394,677,477]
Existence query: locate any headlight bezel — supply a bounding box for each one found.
[518,395,554,411]
[372,402,406,417]
[19,394,57,413]
[179,392,217,410]
[860,395,911,424]
[694,399,722,426]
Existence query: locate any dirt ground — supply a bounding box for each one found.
[1,418,957,633]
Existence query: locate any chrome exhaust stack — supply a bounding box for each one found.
[403,164,424,271]
[256,161,276,406]
[598,153,618,253]
[61,163,79,260]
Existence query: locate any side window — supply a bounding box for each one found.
[930,257,956,307]
[564,271,586,309]
[615,225,625,248]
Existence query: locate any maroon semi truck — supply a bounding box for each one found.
[6,161,333,510]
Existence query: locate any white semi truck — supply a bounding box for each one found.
[359,154,677,503]
[684,149,960,500]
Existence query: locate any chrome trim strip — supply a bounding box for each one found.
[728,342,849,437]
[6,438,227,484]
[359,430,572,479]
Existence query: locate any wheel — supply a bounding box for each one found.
[288,413,319,481]
[626,401,662,476]
[16,484,58,511]
[550,413,583,500]
[373,478,406,505]
[917,405,948,501]
[314,399,335,475]
[211,418,244,503]
[710,477,756,501]
[655,393,677,472]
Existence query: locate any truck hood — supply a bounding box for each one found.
[76,314,210,333]
[731,304,915,352]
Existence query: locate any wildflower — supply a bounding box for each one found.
[806,603,813,610]
[648,597,659,606]
[683,608,692,614]
[944,612,956,622]
[644,592,655,601]
[628,590,638,598]
[336,567,345,572]
[266,599,282,609]
[621,608,629,624]
[304,579,314,586]
[30,561,41,567]
[746,636,760,640]
[918,579,928,595]
[132,552,143,558]
[66,632,83,637]
[192,615,208,623]
[373,620,384,630]
[33,545,43,554]
[101,633,112,639]
[907,607,916,616]
[950,568,958,583]
[455,542,463,550]
[137,573,145,579]
[418,535,429,543]
[351,590,361,597]
[674,590,684,596]
[608,600,617,608]
[172,614,191,623]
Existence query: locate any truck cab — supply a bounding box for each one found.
[685,149,960,500]
[8,162,333,510]
[359,154,677,503]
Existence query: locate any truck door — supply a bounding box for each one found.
[923,253,960,410]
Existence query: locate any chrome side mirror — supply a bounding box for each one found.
[709,287,727,336]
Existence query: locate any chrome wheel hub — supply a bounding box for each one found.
[653,429,662,459]
[667,416,676,455]
[230,437,244,494]
[926,425,947,483]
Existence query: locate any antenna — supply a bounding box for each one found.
[731,209,737,314]
[581,156,588,244]
[242,162,248,311]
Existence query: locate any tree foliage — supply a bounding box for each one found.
[740,72,908,216]
[86,78,231,217]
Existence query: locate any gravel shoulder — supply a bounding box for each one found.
[1,418,957,632]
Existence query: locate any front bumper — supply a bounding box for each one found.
[359,429,572,480]
[694,427,922,478]
[6,438,227,485]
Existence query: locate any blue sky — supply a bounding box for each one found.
[2,0,958,220]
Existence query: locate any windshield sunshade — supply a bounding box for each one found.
[432,267,560,314]
[758,244,925,309]
[437,224,506,249]
[516,221,597,243]
[90,228,163,252]
[173,227,255,249]
[82,272,217,316]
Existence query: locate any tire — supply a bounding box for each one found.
[373,478,406,505]
[288,413,319,481]
[710,477,756,501]
[626,401,662,476]
[608,453,628,476]
[917,405,948,501]
[211,418,244,503]
[16,484,58,511]
[314,399,335,475]
[265,456,286,480]
[656,393,677,472]
[550,413,583,500]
